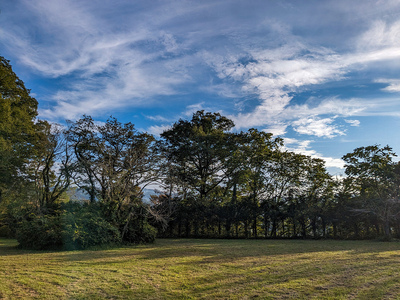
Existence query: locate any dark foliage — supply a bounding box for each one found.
[16,213,63,250]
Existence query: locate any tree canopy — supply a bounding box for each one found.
[1,56,400,248]
[0,56,39,202]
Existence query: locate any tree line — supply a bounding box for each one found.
[152,112,400,240]
[1,56,400,249]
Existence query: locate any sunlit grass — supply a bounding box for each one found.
[1,238,400,299]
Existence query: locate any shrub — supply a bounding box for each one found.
[122,220,157,244]
[16,202,156,250]
[16,214,63,250]
[0,225,12,238]
[62,210,121,250]
[16,204,121,250]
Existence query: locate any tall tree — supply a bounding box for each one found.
[160,110,234,202]
[67,116,159,240]
[240,129,283,238]
[30,121,73,212]
[342,145,400,238]
[67,116,99,203]
[160,110,234,236]
[0,57,39,202]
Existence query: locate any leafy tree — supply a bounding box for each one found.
[160,111,234,236]
[299,156,334,238]
[67,116,158,242]
[239,129,282,238]
[30,121,73,212]
[342,145,400,238]
[263,151,306,238]
[161,110,234,202]
[0,56,39,202]
[66,115,99,203]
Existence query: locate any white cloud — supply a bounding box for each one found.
[283,138,345,169]
[213,19,400,138]
[292,117,345,138]
[3,0,400,138]
[146,124,172,137]
[205,44,346,120]
[2,0,196,121]
[375,79,400,92]
[145,115,170,122]
[183,102,206,117]
[344,119,360,127]
[357,20,400,51]
[262,123,288,136]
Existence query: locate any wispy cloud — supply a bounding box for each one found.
[356,20,400,51]
[145,115,171,123]
[344,119,361,127]
[283,138,345,169]
[146,124,172,136]
[375,79,400,92]
[213,19,400,138]
[2,0,197,120]
[2,0,400,144]
[183,102,206,117]
[292,117,345,138]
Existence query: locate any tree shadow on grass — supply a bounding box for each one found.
[53,238,400,268]
[1,238,400,263]
[134,238,400,260]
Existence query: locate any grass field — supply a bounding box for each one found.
[1,239,400,299]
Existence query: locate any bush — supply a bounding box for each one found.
[16,205,121,250]
[122,220,157,244]
[16,214,63,250]
[0,225,12,238]
[62,210,121,250]
[16,202,156,250]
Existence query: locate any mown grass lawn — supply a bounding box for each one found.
[1,238,400,299]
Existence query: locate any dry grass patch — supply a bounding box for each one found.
[1,238,400,299]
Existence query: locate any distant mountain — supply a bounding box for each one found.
[65,187,157,203]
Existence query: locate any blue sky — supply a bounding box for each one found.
[2,0,400,174]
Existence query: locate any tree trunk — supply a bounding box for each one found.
[225,220,231,238]
[300,218,307,238]
[270,219,277,238]
[333,222,337,239]
[194,221,199,237]
[264,214,269,238]
[185,219,190,237]
[383,220,391,238]
[321,217,326,237]
[253,217,258,238]
[244,220,249,238]
[292,219,297,238]
[311,217,317,238]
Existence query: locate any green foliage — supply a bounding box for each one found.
[14,201,156,250]
[122,220,157,244]
[0,225,12,238]
[342,145,400,238]
[0,56,39,201]
[16,204,121,250]
[16,214,63,250]
[160,110,235,202]
[62,207,121,250]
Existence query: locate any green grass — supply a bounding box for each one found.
[1,239,400,299]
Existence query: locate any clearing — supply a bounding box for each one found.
[1,238,400,299]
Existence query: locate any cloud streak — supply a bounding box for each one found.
[2,0,400,169]
[212,20,400,138]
